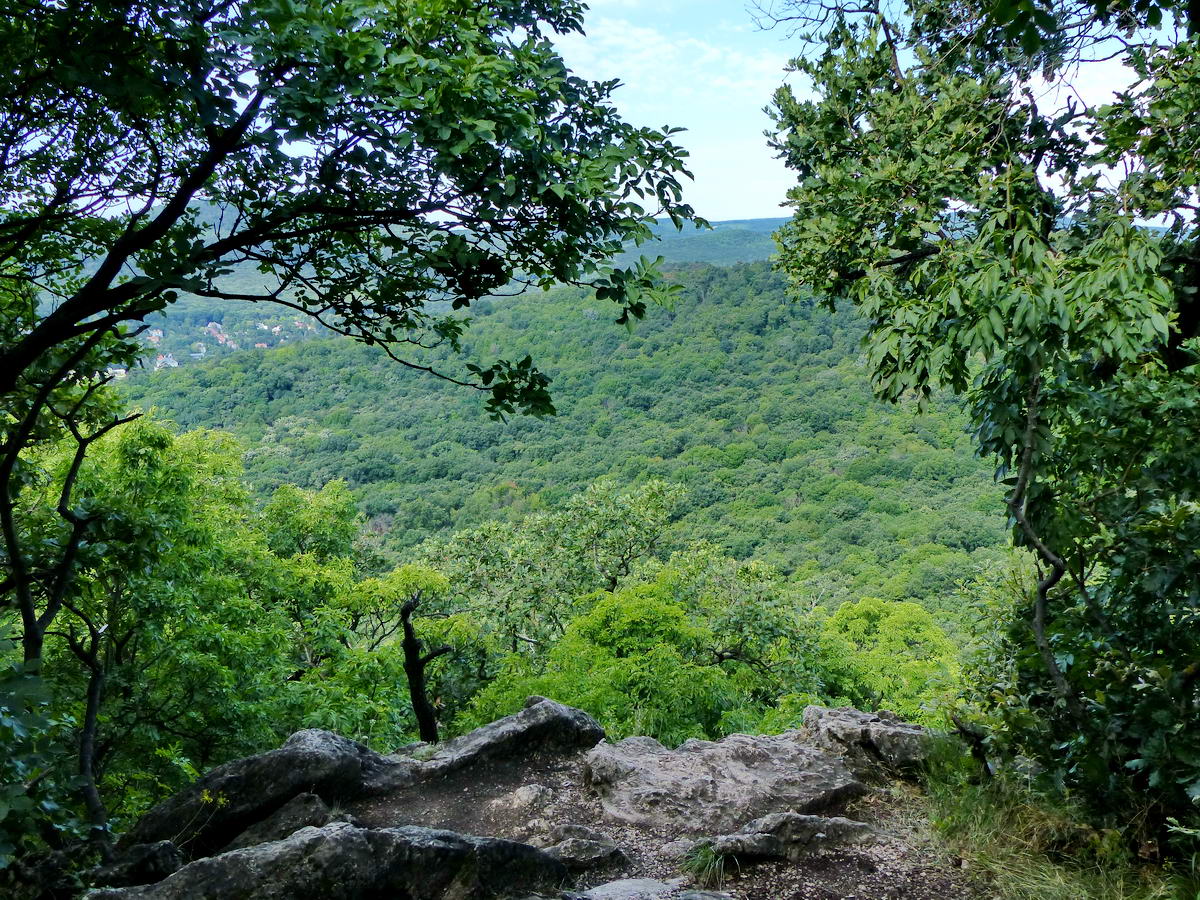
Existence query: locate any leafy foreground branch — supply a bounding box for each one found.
[768,0,1200,850]
[2,0,702,878]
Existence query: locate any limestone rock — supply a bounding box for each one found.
[87,822,568,900]
[120,698,603,861]
[584,732,865,834]
[569,878,685,900]
[90,841,183,888]
[488,784,554,815]
[659,838,696,861]
[420,697,604,779]
[222,793,343,852]
[802,706,931,775]
[539,825,625,872]
[120,730,404,859]
[709,811,872,861]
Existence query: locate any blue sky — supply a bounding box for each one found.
[555,1,1136,223]
[555,1,801,221]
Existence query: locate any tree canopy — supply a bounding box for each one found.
[768,0,1200,829]
[1,0,698,412]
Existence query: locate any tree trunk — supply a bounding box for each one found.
[79,664,112,859]
[400,596,451,744]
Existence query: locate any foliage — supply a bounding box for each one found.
[459,583,748,746]
[412,479,685,653]
[682,841,729,889]
[1,0,700,418]
[122,261,1009,620]
[0,626,83,875]
[32,422,296,828]
[818,597,959,725]
[927,743,1182,900]
[768,0,1200,832]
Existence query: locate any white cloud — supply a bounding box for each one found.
[556,15,798,219]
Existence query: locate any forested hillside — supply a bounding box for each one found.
[6,0,1198,895]
[125,218,784,367]
[122,258,1006,620]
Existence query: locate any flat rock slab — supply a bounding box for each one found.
[571,878,686,899]
[87,823,567,900]
[584,732,866,834]
[802,706,931,775]
[709,811,873,862]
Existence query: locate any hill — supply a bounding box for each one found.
[126,218,785,367]
[121,257,1007,621]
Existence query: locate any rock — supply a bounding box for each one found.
[532,824,625,872]
[802,706,931,775]
[659,838,696,861]
[708,812,872,862]
[545,836,625,871]
[584,732,865,834]
[90,841,184,888]
[571,878,685,900]
[420,697,604,779]
[516,817,553,841]
[119,730,406,859]
[86,822,568,900]
[488,783,554,814]
[222,793,342,852]
[532,823,613,847]
[119,699,603,861]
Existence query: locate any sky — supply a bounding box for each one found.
[555,1,801,222]
[554,1,1140,223]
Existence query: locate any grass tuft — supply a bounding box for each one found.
[925,740,1184,900]
[682,841,730,889]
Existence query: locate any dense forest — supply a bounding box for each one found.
[3,0,1199,897]
[121,255,1008,624]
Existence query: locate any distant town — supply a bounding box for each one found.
[110,312,321,380]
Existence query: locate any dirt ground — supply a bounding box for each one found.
[348,748,985,900]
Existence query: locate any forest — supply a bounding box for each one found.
[120,258,1009,625]
[2,0,1199,897]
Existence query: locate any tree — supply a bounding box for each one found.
[0,284,142,672]
[414,479,684,652]
[0,0,698,408]
[39,425,297,839]
[766,0,1200,827]
[1,0,699,670]
[347,565,453,743]
[817,597,958,724]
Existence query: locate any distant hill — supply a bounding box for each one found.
[131,218,786,368]
[618,218,786,267]
[122,259,1007,624]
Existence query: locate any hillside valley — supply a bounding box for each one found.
[121,232,1007,623]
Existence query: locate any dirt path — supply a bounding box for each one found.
[348,748,983,900]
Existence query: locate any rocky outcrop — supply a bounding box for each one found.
[94,700,945,899]
[584,732,866,834]
[802,706,931,775]
[708,812,872,862]
[222,792,345,852]
[88,823,568,900]
[120,698,604,861]
[420,696,605,776]
[119,730,396,858]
